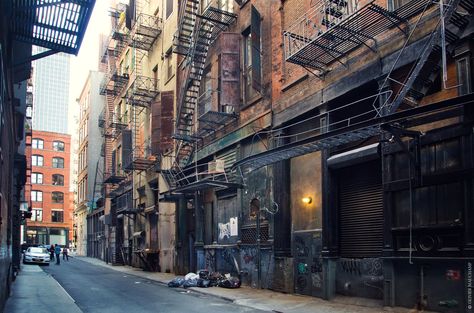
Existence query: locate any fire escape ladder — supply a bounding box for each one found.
[173,0,199,56]
[383,0,463,115]
[174,16,214,167]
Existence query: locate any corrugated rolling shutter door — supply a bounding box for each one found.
[338,161,383,258]
[216,147,236,182]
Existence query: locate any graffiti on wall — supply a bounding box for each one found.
[336,258,384,299]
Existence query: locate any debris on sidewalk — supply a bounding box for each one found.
[168,270,241,289]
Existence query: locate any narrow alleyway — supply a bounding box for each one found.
[40,258,263,313]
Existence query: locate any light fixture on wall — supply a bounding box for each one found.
[302,196,312,204]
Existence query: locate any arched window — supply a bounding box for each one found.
[32,138,44,149]
[52,157,64,168]
[31,172,43,184]
[52,174,64,186]
[52,192,64,203]
[53,141,65,152]
[31,190,43,202]
[32,155,44,167]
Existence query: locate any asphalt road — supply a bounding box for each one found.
[42,258,265,313]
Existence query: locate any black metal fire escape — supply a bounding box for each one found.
[167,0,236,191]
[236,0,468,171]
[123,12,161,172]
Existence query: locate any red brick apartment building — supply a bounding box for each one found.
[25,131,73,247]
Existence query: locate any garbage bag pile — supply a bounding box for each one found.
[168,269,241,289]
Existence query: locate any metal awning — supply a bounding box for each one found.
[12,0,96,55]
[174,180,243,193]
[233,93,474,171]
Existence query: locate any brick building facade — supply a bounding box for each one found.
[25,131,73,247]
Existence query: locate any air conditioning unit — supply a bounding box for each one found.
[208,159,225,173]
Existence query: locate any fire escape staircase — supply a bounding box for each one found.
[235,0,468,171]
[166,0,237,191]
[173,0,237,166]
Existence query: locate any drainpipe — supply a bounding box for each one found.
[257,209,261,289]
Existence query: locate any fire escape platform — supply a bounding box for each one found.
[284,2,408,72]
[125,76,159,107]
[103,173,126,184]
[129,13,162,51]
[124,158,157,171]
[233,93,474,171]
[199,110,237,126]
[198,6,238,42]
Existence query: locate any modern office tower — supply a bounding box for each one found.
[32,46,71,134]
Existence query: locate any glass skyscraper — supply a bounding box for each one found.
[32,46,71,133]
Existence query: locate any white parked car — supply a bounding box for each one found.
[23,247,50,265]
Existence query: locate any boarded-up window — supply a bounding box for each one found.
[121,130,132,169]
[151,91,174,155]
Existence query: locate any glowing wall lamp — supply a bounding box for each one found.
[302,196,312,204]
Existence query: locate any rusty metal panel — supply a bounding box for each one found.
[219,33,241,111]
[160,91,174,153]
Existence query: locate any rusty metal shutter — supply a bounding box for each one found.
[219,33,240,111]
[338,161,383,258]
[121,129,132,170]
[160,91,174,154]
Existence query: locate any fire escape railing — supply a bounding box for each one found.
[128,13,162,51]
[283,0,408,74]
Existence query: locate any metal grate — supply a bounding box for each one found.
[12,0,95,55]
[241,224,269,244]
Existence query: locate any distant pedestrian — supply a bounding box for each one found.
[55,244,61,265]
[49,244,55,261]
[62,246,69,261]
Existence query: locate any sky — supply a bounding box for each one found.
[68,0,110,135]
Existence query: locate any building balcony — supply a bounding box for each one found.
[108,112,129,130]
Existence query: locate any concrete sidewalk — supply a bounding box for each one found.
[77,256,423,313]
[4,264,81,313]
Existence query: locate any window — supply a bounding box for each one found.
[391,0,411,10]
[52,174,64,186]
[52,192,64,203]
[243,5,261,103]
[31,208,43,222]
[53,141,65,152]
[52,157,64,168]
[51,210,64,223]
[165,48,173,81]
[31,173,43,184]
[166,0,173,19]
[32,155,44,167]
[31,191,43,202]
[32,138,44,149]
[456,56,472,96]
